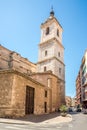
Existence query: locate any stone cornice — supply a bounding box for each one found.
[31,71,57,78]
[0,69,46,88]
[0,44,12,53]
[37,56,65,66]
[31,72,65,83]
[39,37,64,49]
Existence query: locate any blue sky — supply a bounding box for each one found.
[0,0,87,97]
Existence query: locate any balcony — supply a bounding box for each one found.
[84,86,87,92]
[83,95,87,101]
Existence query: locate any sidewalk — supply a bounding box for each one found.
[0,112,72,125]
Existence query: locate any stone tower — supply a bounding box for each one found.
[37,9,65,81]
[37,9,65,104]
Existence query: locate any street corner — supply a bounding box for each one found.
[39,114,72,125]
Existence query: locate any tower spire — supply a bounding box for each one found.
[50,6,54,17]
[51,5,53,11]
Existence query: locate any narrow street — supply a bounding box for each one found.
[58,112,87,130]
[0,112,87,130]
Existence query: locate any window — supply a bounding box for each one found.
[46,27,49,35]
[57,29,59,37]
[47,78,51,87]
[58,52,60,57]
[82,66,86,75]
[44,102,47,113]
[45,50,47,56]
[44,66,47,72]
[59,68,61,74]
[82,76,86,85]
[45,90,47,97]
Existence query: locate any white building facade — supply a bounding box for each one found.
[37,10,65,81]
[37,10,65,104]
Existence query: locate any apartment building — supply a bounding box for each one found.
[76,50,87,108]
[76,70,81,105]
[81,50,87,107]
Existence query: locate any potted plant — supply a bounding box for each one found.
[60,105,67,117]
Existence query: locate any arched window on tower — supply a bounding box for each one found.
[57,29,59,37]
[44,66,47,72]
[58,52,60,57]
[45,50,47,56]
[46,27,49,35]
[59,68,62,75]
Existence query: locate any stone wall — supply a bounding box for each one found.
[31,72,61,111]
[0,71,13,117]
[0,70,51,117]
[0,45,36,74]
[0,45,11,70]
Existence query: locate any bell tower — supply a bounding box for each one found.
[37,9,65,82]
[37,9,65,104]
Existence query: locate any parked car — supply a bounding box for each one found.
[68,107,73,112]
[83,109,87,114]
[76,108,81,112]
[76,104,82,112]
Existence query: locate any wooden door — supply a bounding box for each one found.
[25,86,34,114]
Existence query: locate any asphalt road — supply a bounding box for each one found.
[0,112,87,130]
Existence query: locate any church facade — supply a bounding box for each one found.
[0,10,65,117]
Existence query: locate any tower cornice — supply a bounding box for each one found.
[41,17,63,30]
[37,56,65,66]
[39,37,64,49]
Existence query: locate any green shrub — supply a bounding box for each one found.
[60,105,67,113]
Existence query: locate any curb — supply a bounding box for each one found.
[0,119,33,125]
[0,115,72,125]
